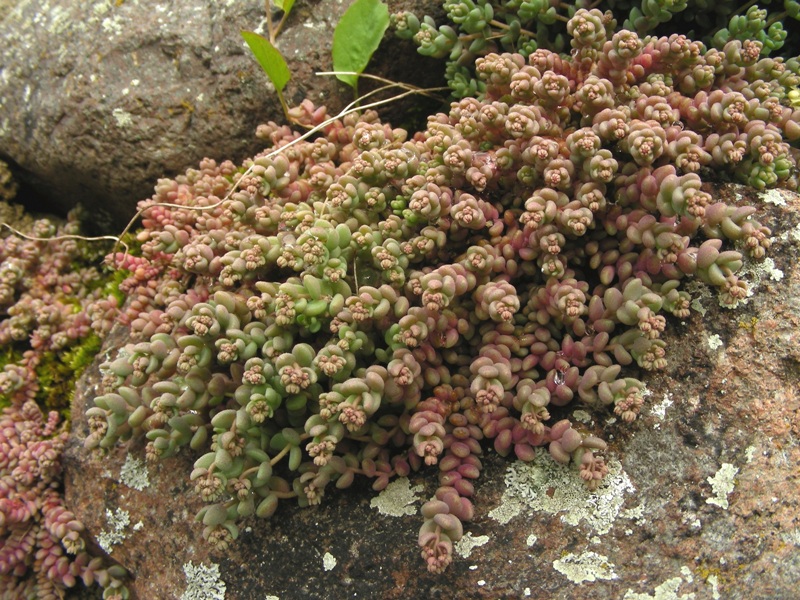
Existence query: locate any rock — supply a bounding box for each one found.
[0,0,443,232]
[64,186,800,599]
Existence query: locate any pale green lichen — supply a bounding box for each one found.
[739,256,783,287]
[572,409,592,424]
[623,574,696,599]
[119,453,150,491]
[707,573,721,600]
[706,334,724,352]
[760,188,788,206]
[96,507,130,553]
[112,107,133,128]
[369,477,423,517]
[706,463,739,509]
[180,562,226,600]
[454,532,490,558]
[552,551,618,583]
[621,502,646,528]
[649,392,672,429]
[525,533,537,547]
[497,448,634,535]
[487,495,523,525]
[778,222,800,245]
[322,552,337,571]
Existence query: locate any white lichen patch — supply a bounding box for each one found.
[621,502,646,526]
[322,552,337,571]
[707,574,720,599]
[487,495,523,525]
[742,256,783,283]
[499,448,634,535]
[97,508,131,553]
[119,453,150,490]
[572,409,592,423]
[761,188,787,206]
[706,334,724,352]
[369,477,423,516]
[525,534,538,547]
[454,532,490,558]
[650,393,673,428]
[725,257,783,309]
[623,575,696,599]
[779,222,800,245]
[112,108,133,128]
[552,551,618,583]
[706,463,739,509]
[180,562,226,600]
[101,15,124,36]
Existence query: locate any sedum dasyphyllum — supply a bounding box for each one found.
[0,207,129,598]
[86,10,796,573]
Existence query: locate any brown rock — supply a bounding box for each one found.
[64,186,800,599]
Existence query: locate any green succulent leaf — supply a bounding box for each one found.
[241,30,291,93]
[273,0,295,14]
[332,0,390,88]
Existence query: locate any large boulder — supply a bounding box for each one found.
[0,0,442,231]
[64,186,800,599]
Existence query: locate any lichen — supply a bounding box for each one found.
[454,532,490,558]
[552,550,618,583]
[706,334,724,352]
[624,574,697,600]
[369,477,424,517]
[499,448,634,535]
[180,562,226,600]
[119,453,150,491]
[322,552,337,571]
[706,463,739,509]
[97,507,131,553]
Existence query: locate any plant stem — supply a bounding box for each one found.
[266,0,275,44]
[489,18,537,38]
[270,443,292,466]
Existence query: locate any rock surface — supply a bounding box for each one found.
[0,0,443,231]
[64,186,800,600]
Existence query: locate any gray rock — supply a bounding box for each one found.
[0,0,442,231]
[64,186,800,600]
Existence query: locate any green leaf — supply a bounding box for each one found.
[241,30,291,92]
[273,0,295,14]
[332,0,390,88]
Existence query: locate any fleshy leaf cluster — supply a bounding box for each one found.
[85,12,793,574]
[0,205,129,597]
[392,0,799,99]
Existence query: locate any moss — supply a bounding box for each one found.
[35,333,102,419]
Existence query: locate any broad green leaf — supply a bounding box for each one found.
[273,0,295,14]
[332,0,390,88]
[241,30,291,93]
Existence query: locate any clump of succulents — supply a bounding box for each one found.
[85,9,797,573]
[0,204,129,598]
[392,0,800,98]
